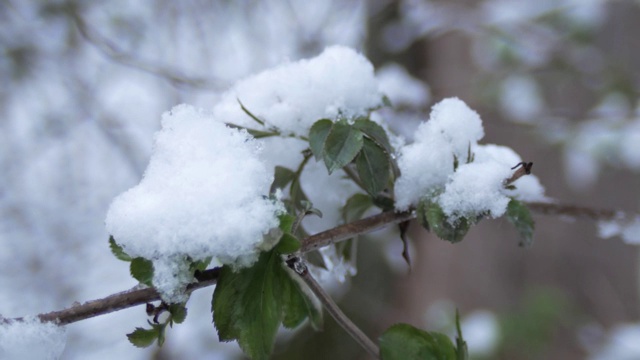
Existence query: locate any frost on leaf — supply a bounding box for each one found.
[106,104,281,302]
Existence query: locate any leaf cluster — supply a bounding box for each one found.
[127,303,188,348]
[211,214,322,360]
[379,312,467,360]
[309,117,397,197]
[416,197,535,246]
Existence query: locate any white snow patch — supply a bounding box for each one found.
[211,46,382,137]
[438,162,512,221]
[428,98,484,159]
[105,104,281,302]
[0,317,66,360]
[598,217,640,245]
[499,74,543,123]
[376,63,430,108]
[589,323,640,360]
[475,144,547,202]
[395,98,545,213]
[461,310,500,357]
[394,97,485,210]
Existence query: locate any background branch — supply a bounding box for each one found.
[70,10,224,90]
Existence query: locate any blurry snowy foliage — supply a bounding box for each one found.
[1,0,640,359]
[385,0,640,189]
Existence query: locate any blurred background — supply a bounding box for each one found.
[1,0,639,359]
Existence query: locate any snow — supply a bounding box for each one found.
[620,119,640,170]
[428,98,484,159]
[211,46,382,137]
[394,98,484,210]
[395,98,546,218]
[105,104,282,302]
[598,217,640,245]
[438,162,512,221]
[499,75,543,124]
[0,317,66,360]
[475,144,547,202]
[563,115,640,190]
[460,310,500,357]
[376,63,430,108]
[210,46,384,238]
[589,323,640,360]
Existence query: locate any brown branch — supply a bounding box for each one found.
[300,210,415,252]
[2,268,220,326]
[6,201,634,326]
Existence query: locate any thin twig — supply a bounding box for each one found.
[505,162,533,185]
[286,258,380,358]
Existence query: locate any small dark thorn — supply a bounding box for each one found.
[145,303,155,316]
[285,256,298,270]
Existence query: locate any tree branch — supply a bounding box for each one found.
[2,268,220,326]
[70,10,224,90]
[526,202,621,221]
[5,201,634,326]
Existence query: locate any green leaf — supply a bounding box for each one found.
[353,118,394,155]
[189,256,212,273]
[109,236,132,262]
[130,257,154,286]
[300,199,323,219]
[270,166,296,194]
[275,233,301,254]
[169,303,188,324]
[237,98,265,126]
[421,200,470,243]
[382,94,393,108]
[212,252,284,359]
[506,199,535,247]
[212,250,320,360]
[309,119,333,161]
[342,193,373,223]
[156,323,167,347]
[283,279,323,330]
[289,176,310,212]
[323,120,363,174]
[127,327,159,348]
[278,213,296,233]
[416,199,430,231]
[373,195,395,211]
[356,138,391,195]
[379,323,457,360]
